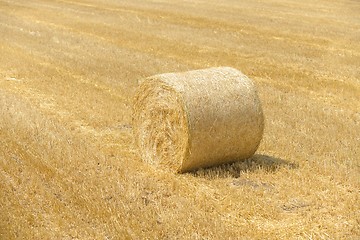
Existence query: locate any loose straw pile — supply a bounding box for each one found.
[133,67,264,173]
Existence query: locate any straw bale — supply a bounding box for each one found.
[133,67,264,172]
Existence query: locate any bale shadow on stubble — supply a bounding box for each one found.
[190,154,298,179]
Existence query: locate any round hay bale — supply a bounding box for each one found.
[133,67,264,173]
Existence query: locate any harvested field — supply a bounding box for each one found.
[0,0,359,239]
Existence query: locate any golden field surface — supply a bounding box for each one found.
[0,0,359,238]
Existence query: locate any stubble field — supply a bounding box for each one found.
[0,0,359,239]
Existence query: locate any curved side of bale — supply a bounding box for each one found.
[133,67,264,173]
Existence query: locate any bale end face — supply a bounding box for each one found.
[133,79,190,172]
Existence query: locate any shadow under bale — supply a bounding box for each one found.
[190,154,298,179]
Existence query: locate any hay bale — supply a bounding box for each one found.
[133,67,264,173]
